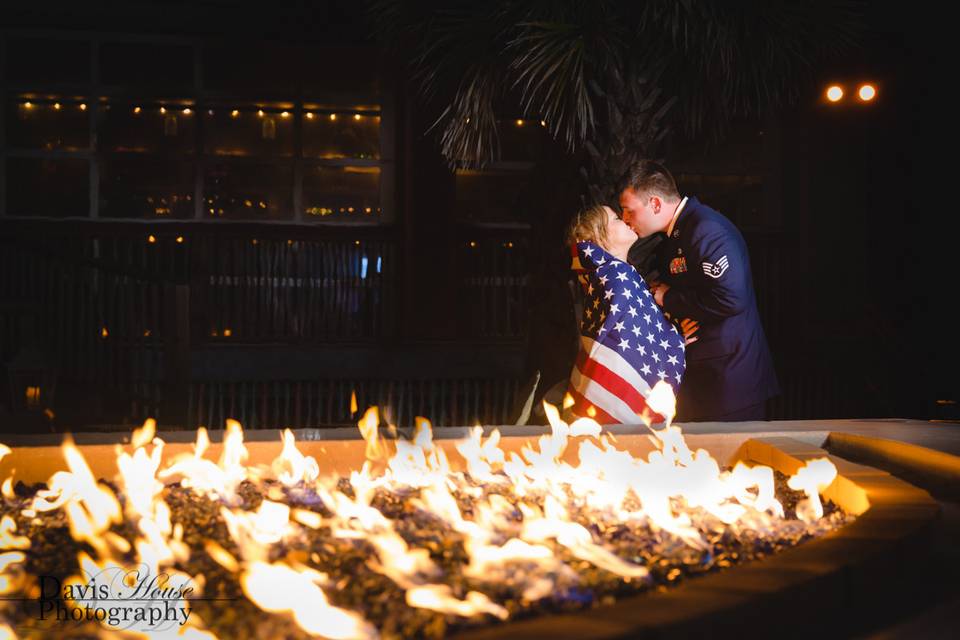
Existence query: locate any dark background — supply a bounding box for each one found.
[0,1,954,432]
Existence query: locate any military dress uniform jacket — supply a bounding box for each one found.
[655,197,779,419]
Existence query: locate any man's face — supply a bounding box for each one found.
[619,188,662,238]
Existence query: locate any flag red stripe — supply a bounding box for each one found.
[574,349,650,415]
[573,349,667,424]
[566,386,617,425]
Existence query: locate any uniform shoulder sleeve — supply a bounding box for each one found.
[663,218,751,320]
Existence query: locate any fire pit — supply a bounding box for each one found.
[0,396,939,639]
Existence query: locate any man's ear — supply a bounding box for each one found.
[650,195,663,214]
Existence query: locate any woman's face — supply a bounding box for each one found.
[603,206,638,255]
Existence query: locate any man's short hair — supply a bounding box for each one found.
[618,160,680,200]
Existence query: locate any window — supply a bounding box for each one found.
[5,97,90,151]
[4,37,90,85]
[1,35,391,224]
[100,42,193,89]
[453,119,547,225]
[204,161,293,221]
[303,165,380,220]
[204,104,294,158]
[7,157,88,217]
[302,109,380,160]
[99,154,195,219]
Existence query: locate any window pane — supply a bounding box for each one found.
[6,157,88,217]
[100,42,193,88]
[100,101,196,154]
[302,108,380,159]
[4,38,90,85]
[455,169,533,223]
[303,165,380,220]
[203,161,293,220]
[204,106,293,157]
[300,45,379,94]
[5,97,89,151]
[99,155,195,219]
[203,44,298,92]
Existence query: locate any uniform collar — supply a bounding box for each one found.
[665,196,689,238]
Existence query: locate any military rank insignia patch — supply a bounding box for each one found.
[669,256,687,274]
[702,255,730,279]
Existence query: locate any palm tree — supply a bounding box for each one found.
[368,0,863,204]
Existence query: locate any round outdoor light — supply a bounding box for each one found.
[858,84,877,101]
[826,85,844,102]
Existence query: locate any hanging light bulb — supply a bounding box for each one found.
[133,106,142,114]
[53,102,61,110]
[231,109,240,118]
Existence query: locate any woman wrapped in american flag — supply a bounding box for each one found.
[565,205,698,424]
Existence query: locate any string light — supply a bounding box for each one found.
[858,84,877,102]
[176,236,184,244]
[159,106,167,114]
[280,111,290,118]
[182,107,192,115]
[540,120,546,127]
[826,86,843,102]
[515,119,524,126]
[79,103,87,110]
[231,109,240,118]
[257,109,264,117]
[353,113,361,121]
[53,102,61,110]
[23,101,33,109]
[133,106,141,114]
[148,235,156,243]
[329,113,337,121]
[306,112,315,120]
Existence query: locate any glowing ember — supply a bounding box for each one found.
[0,382,849,638]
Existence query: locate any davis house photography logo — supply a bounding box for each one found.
[33,560,196,633]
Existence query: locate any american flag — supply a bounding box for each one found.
[567,240,686,424]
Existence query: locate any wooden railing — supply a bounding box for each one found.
[1,221,909,429]
[1,221,529,429]
[188,377,522,430]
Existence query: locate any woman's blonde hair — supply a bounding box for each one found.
[565,204,610,247]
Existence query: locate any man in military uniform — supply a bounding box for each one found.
[618,160,779,421]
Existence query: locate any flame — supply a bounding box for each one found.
[788,458,838,523]
[0,517,30,550]
[159,421,250,501]
[30,436,122,557]
[357,406,386,461]
[272,429,320,486]
[0,551,26,596]
[241,561,377,640]
[0,381,846,636]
